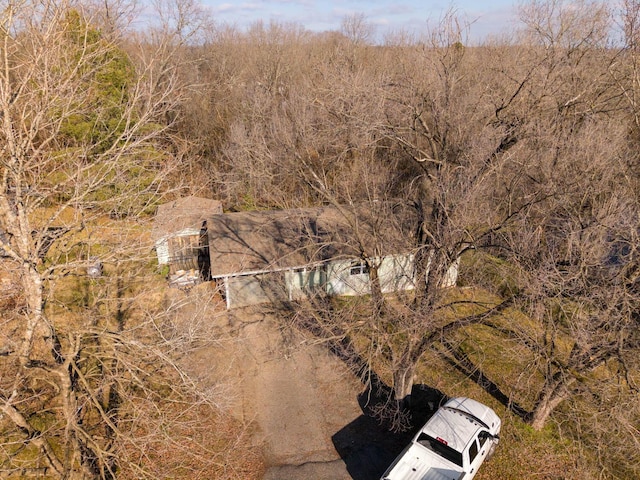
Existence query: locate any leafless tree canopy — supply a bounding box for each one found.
[0,1,257,478]
[0,0,639,478]
[173,3,638,477]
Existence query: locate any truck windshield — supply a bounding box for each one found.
[416,432,463,467]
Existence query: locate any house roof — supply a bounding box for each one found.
[151,196,223,241]
[205,203,416,278]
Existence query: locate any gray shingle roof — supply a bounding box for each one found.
[205,204,416,277]
[152,196,223,241]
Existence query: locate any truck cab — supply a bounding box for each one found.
[381,397,501,480]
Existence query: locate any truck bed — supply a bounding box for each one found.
[382,442,463,480]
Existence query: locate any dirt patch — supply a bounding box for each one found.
[182,301,415,480]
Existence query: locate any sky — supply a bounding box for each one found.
[202,0,520,43]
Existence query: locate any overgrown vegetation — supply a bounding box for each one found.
[0,0,638,478]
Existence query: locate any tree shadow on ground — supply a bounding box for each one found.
[286,304,451,479]
[287,302,539,478]
[331,383,446,480]
[440,339,532,422]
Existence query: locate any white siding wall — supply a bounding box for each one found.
[155,239,170,265]
[325,260,367,296]
[325,254,417,296]
[224,273,286,309]
[219,253,457,309]
[378,254,416,293]
[285,266,326,300]
[422,252,460,288]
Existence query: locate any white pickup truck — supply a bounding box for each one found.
[380,397,501,480]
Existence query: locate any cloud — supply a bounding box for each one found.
[202,0,517,42]
[385,4,415,16]
[212,2,263,15]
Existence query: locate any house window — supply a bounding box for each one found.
[349,261,369,276]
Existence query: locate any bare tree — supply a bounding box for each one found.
[494,118,639,428]
[469,0,638,434]
[196,13,524,412]
[0,1,254,478]
[343,12,530,407]
[340,12,375,46]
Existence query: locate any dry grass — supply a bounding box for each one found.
[0,213,266,479]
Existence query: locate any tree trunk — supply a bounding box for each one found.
[530,374,573,430]
[18,264,45,366]
[392,361,416,409]
[367,263,386,317]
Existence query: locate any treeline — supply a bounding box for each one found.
[0,0,638,478]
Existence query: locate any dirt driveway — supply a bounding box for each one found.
[183,298,416,480]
